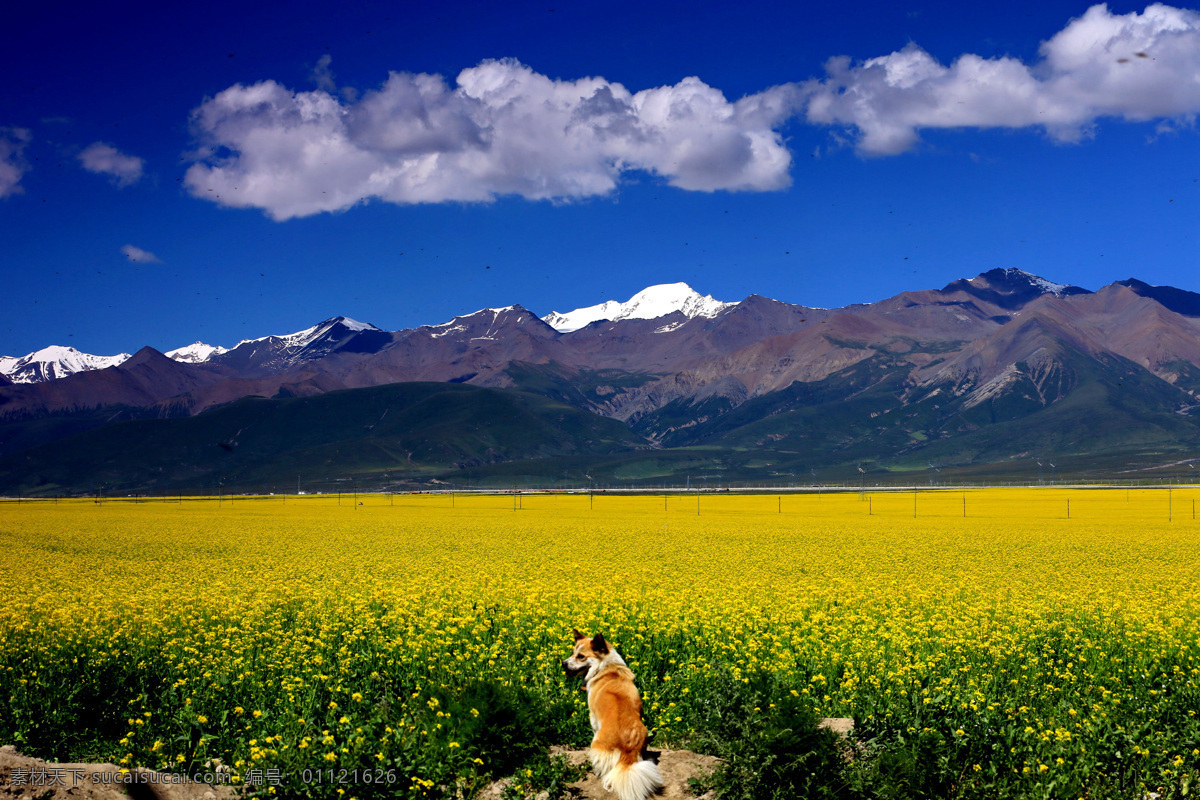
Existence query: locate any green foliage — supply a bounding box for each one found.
[441,680,574,779]
[500,753,586,800]
[0,382,647,495]
[686,669,849,800]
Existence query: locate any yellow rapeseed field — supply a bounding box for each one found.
[1,489,1198,798]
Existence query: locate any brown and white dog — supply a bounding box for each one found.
[563,629,663,800]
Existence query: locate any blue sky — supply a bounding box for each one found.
[2,0,1198,358]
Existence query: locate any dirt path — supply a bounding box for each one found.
[0,746,238,800]
[478,718,854,799]
[477,747,720,800]
[2,719,853,799]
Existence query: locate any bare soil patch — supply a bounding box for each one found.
[477,746,720,800]
[478,718,855,799]
[0,746,237,800]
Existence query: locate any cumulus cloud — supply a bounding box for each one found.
[0,127,32,199]
[182,5,1200,218]
[311,54,337,93]
[79,142,145,186]
[184,58,801,219]
[121,244,161,263]
[804,2,1200,154]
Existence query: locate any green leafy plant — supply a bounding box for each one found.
[685,668,848,800]
[500,752,586,800]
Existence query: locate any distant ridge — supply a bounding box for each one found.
[938,268,1091,310]
[1115,278,1200,317]
[4,269,1200,493]
[541,283,732,332]
[0,346,131,384]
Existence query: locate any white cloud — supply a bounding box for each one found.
[804,3,1200,154]
[311,54,337,93]
[79,142,145,186]
[0,127,32,199]
[181,5,1200,217]
[121,244,161,263]
[184,58,801,219]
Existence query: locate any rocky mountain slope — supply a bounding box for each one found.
[3,271,1200,489]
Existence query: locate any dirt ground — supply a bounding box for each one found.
[478,718,855,799]
[1,719,854,799]
[476,746,721,800]
[0,746,238,800]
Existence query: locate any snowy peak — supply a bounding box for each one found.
[940,269,1091,311]
[423,305,549,341]
[974,268,1084,297]
[0,345,131,384]
[164,318,382,365]
[542,283,734,333]
[166,342,229,364]
[204,316,393,371]
[236,316,382,350]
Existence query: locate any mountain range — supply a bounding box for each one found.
[3,270,1200,494]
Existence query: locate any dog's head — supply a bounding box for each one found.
[563,628,620,683]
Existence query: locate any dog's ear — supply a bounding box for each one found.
[590,632,609,655]
[573,628,586,641]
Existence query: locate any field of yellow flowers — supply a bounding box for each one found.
[1,489,1198,799]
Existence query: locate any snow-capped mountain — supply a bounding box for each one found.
[938,268,1091,311]
[0,272,1114,388]
[1,318,387,384]
[541,283,733,333]
[423,307,531,340]
[0,345,131,384]
[231,316,381,351]
[164,317,383,368]
[203,316,392,376]
[999,268,1072,296]
[166,342,229,364]
[9,265,1200,499]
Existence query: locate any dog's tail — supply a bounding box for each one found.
[603,756,663,800]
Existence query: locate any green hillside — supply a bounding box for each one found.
[0,382,648,496]
[456,347,1200,487]
[4,343,1200,497]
